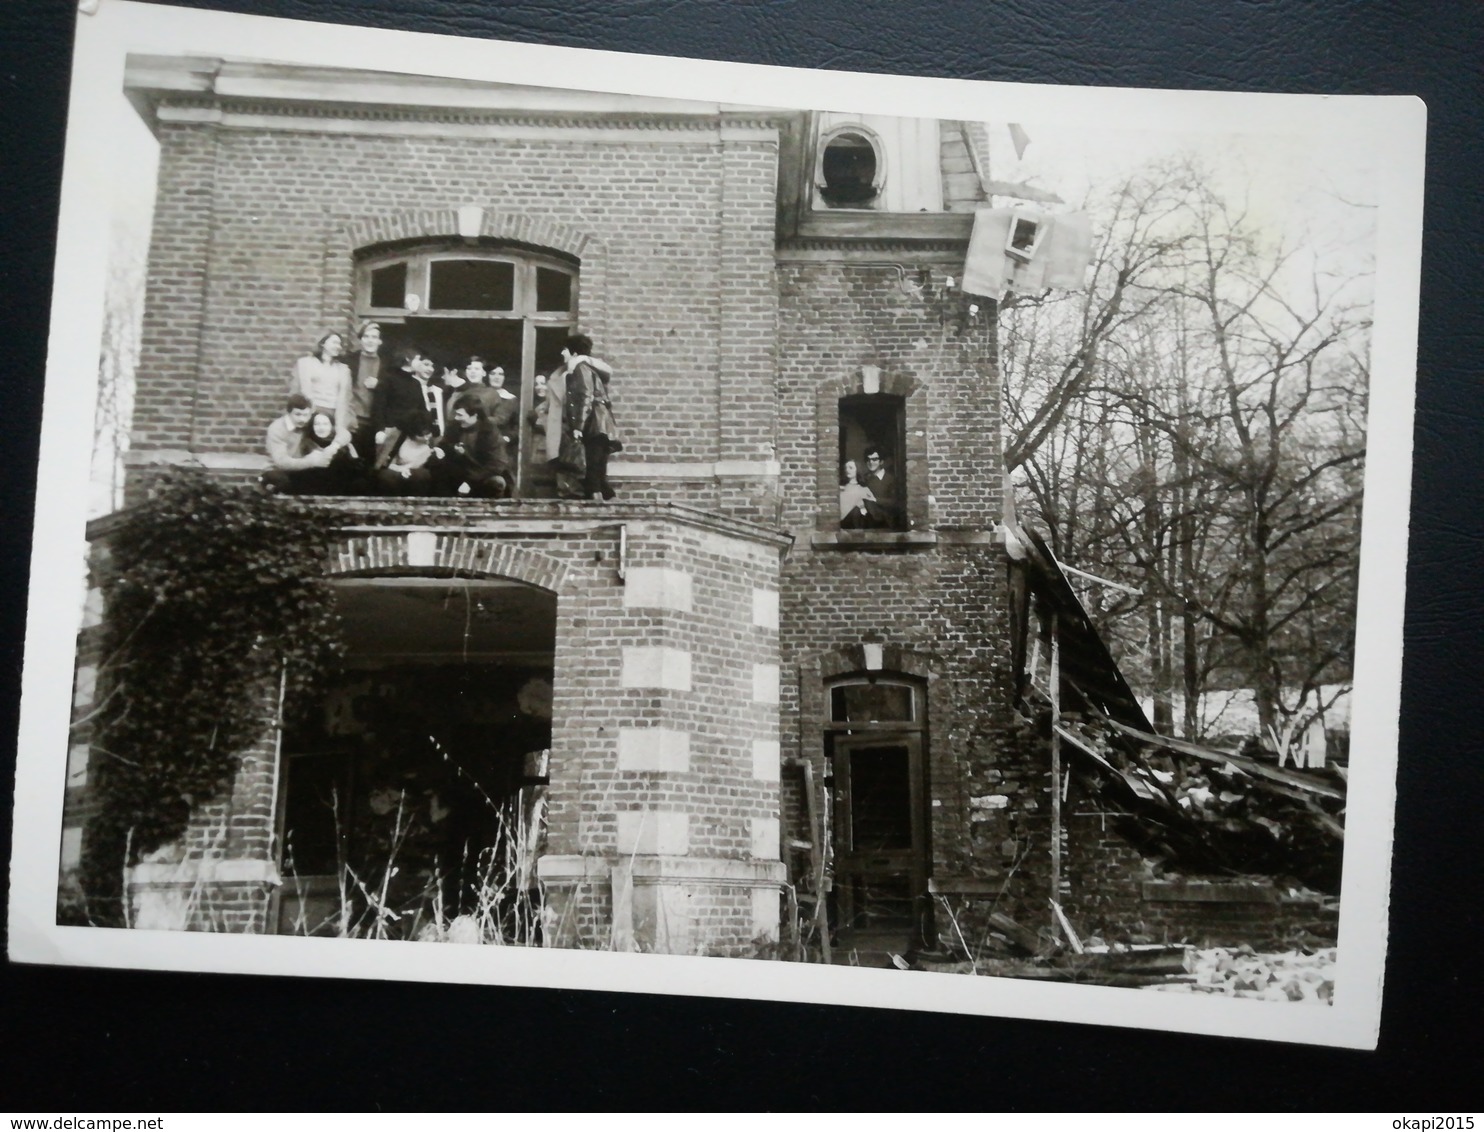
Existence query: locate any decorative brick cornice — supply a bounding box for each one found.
[776,238,969,262]
[157,95,785,133]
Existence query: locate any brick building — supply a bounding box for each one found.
[62,56,1334,963]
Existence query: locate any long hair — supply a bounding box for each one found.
[312,330,345,362]
[302,410,338,451]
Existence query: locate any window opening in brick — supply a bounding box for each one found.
[535,267,573,312]
[369,262,407,309]
[819,130,881,208]
[838,393,907,530]
[824,675,929,961]
[274,577,556,941]
[831,681,915,724]
[355,245,578,498]
[428,258,515,312]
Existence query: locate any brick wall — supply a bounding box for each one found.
[91,504,785,950]
[771,261,1054,950]
[133,111,780,493]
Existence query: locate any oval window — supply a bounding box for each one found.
[820,131,880,207]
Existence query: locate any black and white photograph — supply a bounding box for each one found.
[7,0,1424,1053]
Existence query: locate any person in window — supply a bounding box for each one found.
[857,445,902,528]
[262,394,332,494]
[560,333,620,502]
[290,331,353,434]
[839,457,878,528]
[371,347,446,441]
[435,400,511,498]
[341,321,384,464]
[374,409,440,496]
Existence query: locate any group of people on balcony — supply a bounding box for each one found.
[262,322,620,501]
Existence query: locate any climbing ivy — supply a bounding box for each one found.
[80,471,344,925]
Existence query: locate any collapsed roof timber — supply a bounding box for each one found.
[1009,524,1345,895]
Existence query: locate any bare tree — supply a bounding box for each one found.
[93,240,145,516]
[1002,158,1371,743]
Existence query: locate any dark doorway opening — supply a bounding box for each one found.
[377,321,573,498]
[274,577,557,942]
[826,677,929,965]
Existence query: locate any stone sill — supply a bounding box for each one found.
[810,530,938,551]
[809,528,1005,551]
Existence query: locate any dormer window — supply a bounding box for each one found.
[1005,211,1046,263]
[817,127,884,209]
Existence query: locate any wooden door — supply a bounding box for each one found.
[832,733,928,962]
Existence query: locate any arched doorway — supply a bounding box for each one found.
[273,575,557,940]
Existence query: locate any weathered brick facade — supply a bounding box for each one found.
[62,57,1308,962]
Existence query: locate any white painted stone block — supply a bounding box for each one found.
[66,743,89,788]
[750,817,780,860]
[863,643,884,671]
[616,810,690,855]
[60,827,83,870]
[621,647,692,691]
[752,663,780,704]
[751,588,779,630]
[751,886,780,941]
[751,739,781,782]
[73,665,97,709]
[623,567,693,612]
[81,587,104,629]
[617,727,692,773]
[405,530,437,567]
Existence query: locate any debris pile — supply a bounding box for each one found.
[1054,713,1346,893]
[1149,944,1336,1003]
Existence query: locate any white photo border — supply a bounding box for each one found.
[7,0,1425,1051]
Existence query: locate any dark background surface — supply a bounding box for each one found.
[2,0,1479,1112]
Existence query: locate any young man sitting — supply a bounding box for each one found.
[434,401,511,498]
[262,394,336,494]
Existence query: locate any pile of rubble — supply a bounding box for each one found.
[1148,943,1336,1002]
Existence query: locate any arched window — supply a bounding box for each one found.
[354,242,579,495]
[816,126,885,208]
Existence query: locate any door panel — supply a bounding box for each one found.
[832,734,927,959]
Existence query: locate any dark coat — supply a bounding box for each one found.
[861,468,902,528]
[438,418,510,487]
[371,369,444,434]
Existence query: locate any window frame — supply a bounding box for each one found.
[838,391,909,532]
[354,245,579,322]
[826,675,924,731]
[813,123,887,211]
[352,242,580,498]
